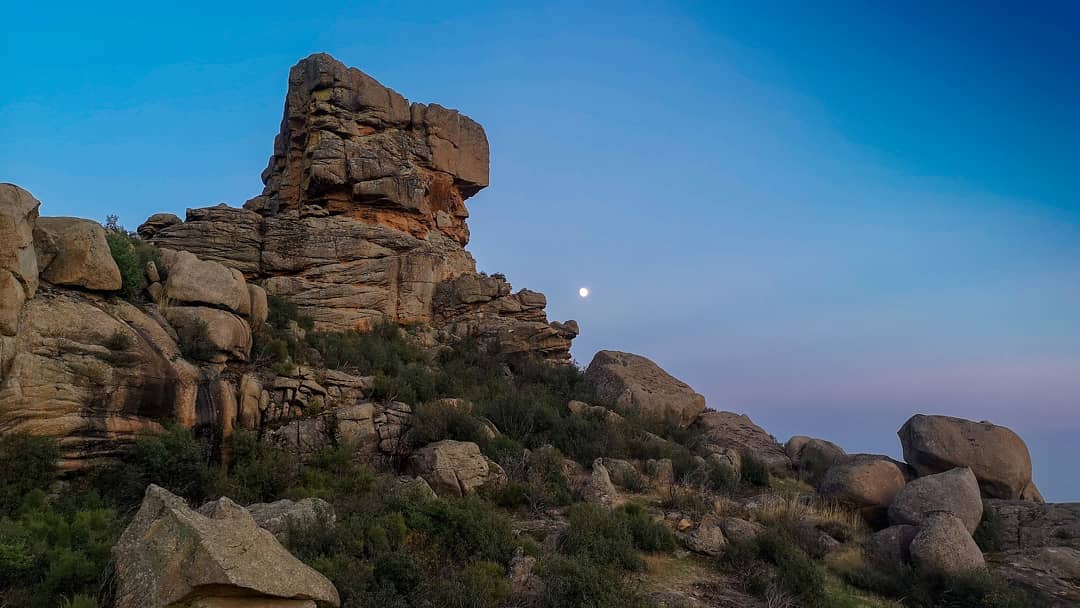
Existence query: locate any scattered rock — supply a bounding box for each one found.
[909,512,986,575]
[899,414,1039,501]
[889,467,983,534]
[33,217,122,291]
[114,485,339,608]
[243,497,336,542]
[585,350,706,428]
[509,547,544,596]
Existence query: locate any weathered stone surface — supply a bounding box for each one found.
[686,520,727,556]
[246,53,486,244]
[164,306,252,362]
[718,517,763,545]
[410,440,505,497]
[509,546,543,596]
[114,485,339,608]
[240,498,336,542]
[390,475,437,501]
[993,547,1080,606]
[237,373,262,430]
[248,284,268,329]
[162,249,249,313]
[694,410,790,472]
[786,436,846,486]
[33,217,122,291]
[585,350,706,428]
[585,458,618,508]
[985,500,1080,552]
[152,206,262,275]
[865,524,918,569]
[889,467,983,534]
[0,184,40,342]
[820,455,907,526]
[0,293,194,469]
[909,512,986,574]
[136,212,182,239]
[899,414,1038,501]
[140,56,574,361]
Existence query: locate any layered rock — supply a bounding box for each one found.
[585,350,706,428]
[114,485,339,608]
[143,54,575,361]
[898,414,1040,501]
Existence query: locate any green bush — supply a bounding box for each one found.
[618,503,676,552]
[560,503,644,571]
[177,318,215,362]
[104,230,161,302]
[0,434,59,517]
[408,401,490,448]
[94,425,216,507]
[307,321,426,375]
[216,431,298,503]
[538,555,648,608]
[427,561,511,608]
[739,452,770,487]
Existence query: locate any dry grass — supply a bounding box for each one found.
[750,492,865,534]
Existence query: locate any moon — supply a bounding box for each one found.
[578,287,590,299]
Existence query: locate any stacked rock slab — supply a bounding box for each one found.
[144,53,575,361]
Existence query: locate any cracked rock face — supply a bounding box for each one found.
[143,54,575,361]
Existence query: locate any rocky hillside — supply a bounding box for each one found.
[0,54,1076,608]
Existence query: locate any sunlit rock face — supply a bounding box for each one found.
[145,53,575,360]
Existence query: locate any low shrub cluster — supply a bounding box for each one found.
[103,219,163,303]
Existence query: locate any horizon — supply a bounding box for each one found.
[2,2,1078,501]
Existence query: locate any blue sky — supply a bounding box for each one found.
[2,1,1078,500]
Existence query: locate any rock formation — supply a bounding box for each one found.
[143,53,576,362]
[114,485,340,608]
[898,414,1041,501]
[585,350,706,428]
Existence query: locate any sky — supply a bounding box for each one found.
[2,1,1078,500]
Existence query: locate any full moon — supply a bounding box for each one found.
[578,287,590,298]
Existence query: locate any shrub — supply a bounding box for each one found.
[307,321,426,375]
[740,452,770,487]
[618,503,676,552]
[104,230,161,302]
[215,431,297,503]
[538,555,651,608]
[560,503,643,571]
[427,561,511,608]
[95,425,216,507]
[407,401,489,448]
[0,434,59,517]
[404,496,516,565]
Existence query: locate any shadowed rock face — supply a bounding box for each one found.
[144,54,574,360]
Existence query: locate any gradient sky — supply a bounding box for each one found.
[2,2,1078,499]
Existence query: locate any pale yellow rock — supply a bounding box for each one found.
[34,216,122,291]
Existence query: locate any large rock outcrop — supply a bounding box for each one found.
[898,414,1040,501]
[819,455,907,527]
[143,54,575,361]
[114,485,339,608]
[694,410,790,472]
[0,184,40,355]
[585,350,706,428]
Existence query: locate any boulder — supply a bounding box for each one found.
[0,184,40,340]
[390,476,438,501]
[865,524,918,569]
[686,520,727,556]
[694,410,790,472]
[509,546,543,596]
[585,350,706,427]
[33,217,122,291]
[909,512,986,574]
[237,373,262,429]
[410,440,505,497]
[898,414,1038,501]
[584,458,618,508]
[718,517,764,545]
[645,458,675,486]
[162,249,249,313]
[114,485,339,608]
[888,467,983,534]
[786,436,846,486]
[820,455,907,526]
[164,305,252,362]
[993,547,1080,606]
